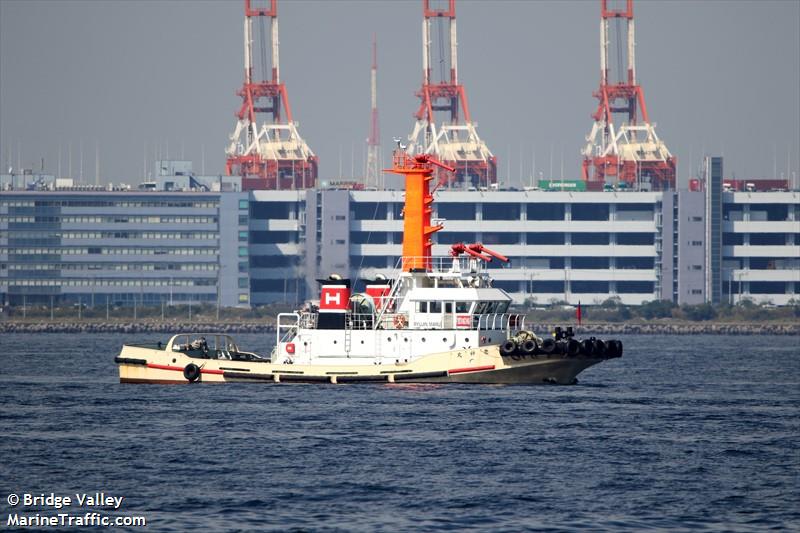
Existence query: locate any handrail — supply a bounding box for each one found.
[276,312,300,346]
[476,313,525,333]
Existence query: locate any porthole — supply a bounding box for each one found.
[334,340,337,344]
[360,340,365,344]
[172,358,176,363]
[387,338,392,342]
[304,342,308,346]
[421,337,426,342]
[442,337,447,342]
[465,337,469,342]
[404,338,408,342]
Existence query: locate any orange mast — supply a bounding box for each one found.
[385,150,454,272]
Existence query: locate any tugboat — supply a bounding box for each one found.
[115,150,621,384]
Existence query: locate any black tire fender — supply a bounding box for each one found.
[593,339,607,358]
[500,339,517,357]
[521,339,537,356]
[566,338,581,357]
[183,363,201,382]
[540,338,556,355]
[580,339,594,357]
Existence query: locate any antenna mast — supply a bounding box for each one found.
[365,34,382,189]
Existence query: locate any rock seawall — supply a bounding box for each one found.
[0,321,797,335]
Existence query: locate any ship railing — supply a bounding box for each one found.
[299,312,318,329]
[295,311,409,331]
[392,255,497,275]
[276,313,301,347]
[476,313,526,334]
[345,313,376,330]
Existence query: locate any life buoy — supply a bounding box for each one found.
[183,363,201,383]
[393,315,407,329]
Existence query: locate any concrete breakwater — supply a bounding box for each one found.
[0,321,798,335]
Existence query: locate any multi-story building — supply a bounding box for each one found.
[0,189,249,308]
[336,190,666,305]
[2,157,798,309]
[721,190,800,305]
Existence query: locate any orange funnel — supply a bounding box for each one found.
[385,151,453,271]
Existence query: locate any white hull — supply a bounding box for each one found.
[116,340,609,385]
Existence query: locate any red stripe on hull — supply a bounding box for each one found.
[448,365,496,375]
[146,363,224,375]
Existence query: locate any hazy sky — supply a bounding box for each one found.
[1,0,798,188]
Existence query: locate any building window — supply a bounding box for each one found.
[690,216,702,222]
[617,257,654,269]
[572,233,610,245]
[482,203,520,220]
[571,204,609,221]
[438,232,477,244]
[238,215,248,226]
[238,230,248,242]
[238,278,249,288]
[437,203,476,220]
[334,215,346,221]
[239,199,248,210]
[691,289,702,295]
[617,281,655,294]
[690,240,702,246]
[527,232,564,245]
[352,203,387,220]
[527,203,564,221]
[238,294,249,303]
[529,281,565,294]
[749,233,786,246]
[691,265,702,270]
[571,281,610,293]
[749,282,786,294]
[238,247,248,257]
[482,232,519,245]
[617,233,654,245]
[723,233,744,245]
[352,232,388,244]
[572,257,609,269]
[238,262,248,273]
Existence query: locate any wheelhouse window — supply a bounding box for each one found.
[455,302,471,313]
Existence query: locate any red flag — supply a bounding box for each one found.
[576,301,582,325]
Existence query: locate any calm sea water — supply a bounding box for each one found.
[1,333,798,531]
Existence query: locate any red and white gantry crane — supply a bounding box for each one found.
[406,0,496,189]
[582,0,675,191]
[226,0,317,191]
